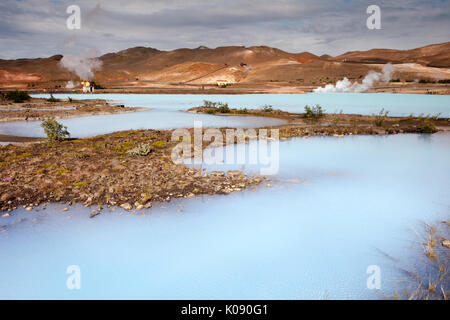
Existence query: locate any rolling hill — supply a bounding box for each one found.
[0,42,449,88]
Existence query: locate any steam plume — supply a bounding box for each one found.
[65,80,79,88]
[314,63,394,93]
[60,50,102,80]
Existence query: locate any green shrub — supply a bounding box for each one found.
[217,103,230,113]
[4,90,31,103]
[304,104,325,120]
[127,143,153,156]
[203,101,229,113]
[262,105,273,112]
[47,94,59,102]
[40,118,70,141]
[432,113,442,120]
[236,108,248,114]
[203,100,217,108]
[374,108,389,127]
[418,119,437,133]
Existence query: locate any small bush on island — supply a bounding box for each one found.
[304,104,325,120]
[203,100,230,113]
[262,105,273,112]
[417,119,437,133]
[203,100,217,108]
[236,108,248,114]
[217,102,230,113]
[41,118,70,141]
[46,94,60,102]
[374,108,389,127]
[4,90,31,103]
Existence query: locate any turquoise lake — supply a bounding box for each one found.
[1,130,449,299]
[0,93,449,299]
[0,93,449,138]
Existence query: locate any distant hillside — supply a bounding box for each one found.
[0,42,449,88]
[332,42,450,67]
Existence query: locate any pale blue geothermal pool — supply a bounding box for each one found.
[0,93,448,138]
[1,132,449,299]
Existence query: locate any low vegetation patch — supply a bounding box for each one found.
[217,103,230,113]
[127,143,153,156]
[151,140,167,148]
[114,141,134,153]
[418,119,437,133]
[304,104,325,121]
[3,90,31,103]
[56,168,70,175]
[374,108,389,127]
[261,105,273,112]
[202,100,230,113]
[46,94,60,102]
[73,182,88,188]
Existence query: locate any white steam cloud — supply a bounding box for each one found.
[60,50,102,80]
[314,63,394,93]
[65,80,79,88]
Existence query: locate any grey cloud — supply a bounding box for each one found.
[0,0,449,59]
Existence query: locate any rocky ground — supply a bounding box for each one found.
[0,129,265,215]
[0,97,147,122]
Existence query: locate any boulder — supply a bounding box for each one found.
[120,203,132,211]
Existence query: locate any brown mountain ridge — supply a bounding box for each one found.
[0,42,449,89]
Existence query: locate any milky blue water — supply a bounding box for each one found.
[0,93,448,139]
[1,132,449,299]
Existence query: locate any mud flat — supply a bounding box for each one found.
[0,97,147,122]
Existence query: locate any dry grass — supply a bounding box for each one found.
[399,221,449,300]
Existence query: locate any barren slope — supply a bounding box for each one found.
[333,42,450,67]
[0,42,448,88]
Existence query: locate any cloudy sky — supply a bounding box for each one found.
[0,0,449,59]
